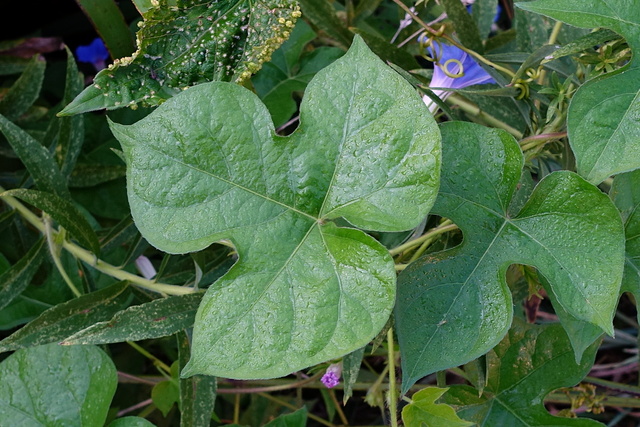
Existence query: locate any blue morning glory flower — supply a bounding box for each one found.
[75,38,109,71]
[419,36,496,113]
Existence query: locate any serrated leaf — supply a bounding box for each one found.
[0,281,131,353]
[442,321,602,426]
[402,387,473,427]
[0,238,46,311]
[2,188,101,255]
[252,19,344,127]
[60,0,301,116]
[0,343,117,426]
[517,0,640,184]
[396,121,624,393]
[611,169,640,323]
[61,292,202,345]
[108,36,441,379]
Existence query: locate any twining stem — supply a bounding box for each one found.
[0,187,195,296]
[537,21,564,86]
[387,328,399,427]
[391,0,516,78]
[390,220,457,256]
[127,341,172,374]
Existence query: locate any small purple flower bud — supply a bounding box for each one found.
[135,255,157,280]
[321,362,342,389]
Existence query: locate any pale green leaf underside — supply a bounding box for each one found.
[443,321,602,426]
[0,343,117,426]
[109,36,441,379]
[517,0,640,184]
[396,121,624,393]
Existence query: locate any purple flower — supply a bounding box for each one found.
[75,38,109,71]
[419,35,495,112]
[321,362,342,389]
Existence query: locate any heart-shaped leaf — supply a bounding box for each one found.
[0,343,117,426]
[60,0,301,116]
[396,121,624,393]
[108,36,441,379]
[442,320,602,426]
[517,0,640,184]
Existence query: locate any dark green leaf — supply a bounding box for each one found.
[2,188,101,255]
[57,46,85,179]
[0,114,71,199]
[110,36,440,379]
[0,55,45,120]
[350,28,421,70]
[0,281,131,353]
[60,0,301,115]
[342,346,365,404]
[546,28,620,62]
[263,407,308,427]
[177,330,217,427]
[472,0,499,40]
[299,0,354,47]
[396,121,624,393]
[69,164,127,188]
[107,417,156,427]
[61,292,202,345]
[443,321,602,426]
[442,0,484,53]
[74,0,136,59]
[0,238,46,311]
[0,343,117,426]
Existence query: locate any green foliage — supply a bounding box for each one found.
[60,0,302,115]
[396,121,624,392]
[442,320,602,426]
[0,343,117,426]
[108,35,440,378]
[1,0,639,424]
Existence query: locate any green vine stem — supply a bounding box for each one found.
[0,187,196,296]
[390,220,457,257]
[445,94,524,139]
[387,327,399,427]
[44,215,82,297]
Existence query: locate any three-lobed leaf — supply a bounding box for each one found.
[442,320,602,426]
[402,387,473,427]
[517,0,640,184]
[395,121,624,393]
[108,35,441,379]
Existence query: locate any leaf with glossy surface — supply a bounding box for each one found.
[0,281,131,353]
[396,121,624,393]
[61,292,202,345]
[442,321,602,426]
[517,0,640,184]
[402,387,473,427]
[611,169,640,322]
[0,343,117,426]
[60,0,301,115]
[109,36,441,379]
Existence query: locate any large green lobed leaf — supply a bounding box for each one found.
[442,320,602,426]
[396,121,624,393]
[60,0,301,116]
[517,0,640,184]
[108,36,441,379]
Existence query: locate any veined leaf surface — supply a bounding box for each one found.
[108,36,441,379]
[396,121,624,393]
